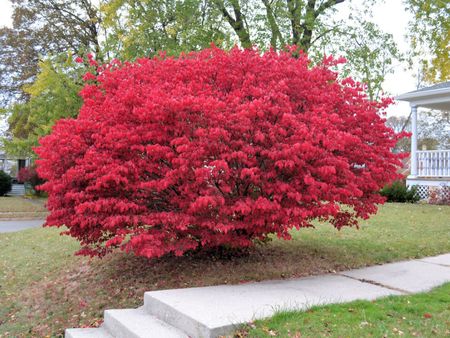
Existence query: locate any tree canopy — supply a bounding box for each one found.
[0,0,101,155]
[0,0,101,104]
[405,0,450,83]
[2,57,83,157]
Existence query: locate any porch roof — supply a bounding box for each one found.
[396,81,450,111]
[0,153,26,160]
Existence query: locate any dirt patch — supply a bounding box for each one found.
[8,244,362,337]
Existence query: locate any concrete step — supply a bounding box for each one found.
[103,308,189,338]
[144,293,214,338]
[143,274,402,338]
[65,327,113,338]
[7,184,25,196]
[65,254,450,338]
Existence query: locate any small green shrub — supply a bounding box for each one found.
[380,180,420,203]
[0,170,13,196]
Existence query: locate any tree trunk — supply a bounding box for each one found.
[262,0,285,50]
[287,0,345,53]
[216,0,252,48]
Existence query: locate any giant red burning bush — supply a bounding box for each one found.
[35,47,404,258]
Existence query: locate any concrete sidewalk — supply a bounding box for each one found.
[0,219,45,233]
[66,253,450,338]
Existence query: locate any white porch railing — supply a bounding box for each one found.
[417,150,450,177]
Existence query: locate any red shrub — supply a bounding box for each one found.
[17,167,32,184]
[18,165,42,184]
[35,47,405,258]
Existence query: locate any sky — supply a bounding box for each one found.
[0,0,416,120]
[357,0,416,116]
[0,0,12,27]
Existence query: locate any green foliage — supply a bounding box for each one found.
[319,20,404,101]
[0,170,12,196]
[405,0,450,83]
[101,0,232,59]
[380,180,420,203]
[0,0,102,104]
[1,57,83,157]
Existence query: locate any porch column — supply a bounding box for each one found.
[410,104,418,177]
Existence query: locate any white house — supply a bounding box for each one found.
[396,81,450,200]
[0,152,30,181]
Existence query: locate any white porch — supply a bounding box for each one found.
[396,81,450,200]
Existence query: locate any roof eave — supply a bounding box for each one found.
[396,87,450,102]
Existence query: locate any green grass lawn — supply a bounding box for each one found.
[0,203,449,336]
[240,283,450,337]
[0,196,47,219]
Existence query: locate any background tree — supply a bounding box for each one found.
[0,0,102,104]
[385,111,450,153]
[417,110,450,150]
[405,0,449,83]
[212,0,347,52]
[0,0,102,156]
[101,0,232,59]
[385,116,411,153]
[317,19,403,101]
[1,57,84,157]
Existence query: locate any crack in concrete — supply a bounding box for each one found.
[338,273,412,295]
[417,259,450,268]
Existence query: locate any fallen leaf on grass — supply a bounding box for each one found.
[393,327,404,336]
[262,327,278,336]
